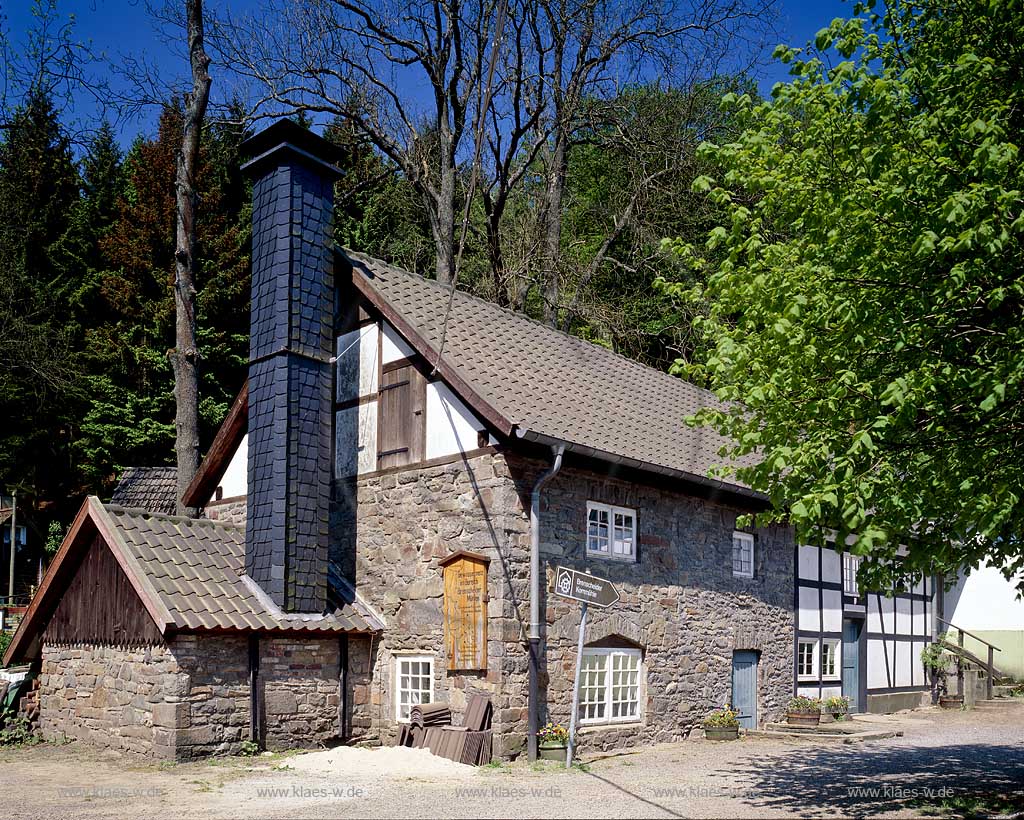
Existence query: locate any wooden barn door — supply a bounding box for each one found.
[377,362,425,469]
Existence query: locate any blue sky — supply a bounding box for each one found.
[3,0,859,146]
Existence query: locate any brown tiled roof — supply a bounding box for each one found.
[111,467,179,515]
[345,251,759,496]
[100,501,383,634]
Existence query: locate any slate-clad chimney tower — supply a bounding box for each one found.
[241,121,342,612]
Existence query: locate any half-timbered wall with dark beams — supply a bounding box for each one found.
[43,535,163,647]
[795,543,934,711]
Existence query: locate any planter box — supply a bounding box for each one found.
[939,695,964,710]
[786,711,821,728]
[538,743,567,761]
[704,726,739,741]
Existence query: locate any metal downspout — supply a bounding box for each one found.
[528,444,564,762]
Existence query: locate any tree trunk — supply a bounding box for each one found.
[172,0,211,516]
[432,152,457,285]
[541,132,567,325]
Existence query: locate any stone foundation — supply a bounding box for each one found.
[39,634,374,759]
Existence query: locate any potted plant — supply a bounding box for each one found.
[921,638,963,709]
[786,695,822,727]
[537,722,570,761]
[703,705,741,740]
[822,695,851,722]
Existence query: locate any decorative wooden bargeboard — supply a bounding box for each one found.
[440,550,489,671]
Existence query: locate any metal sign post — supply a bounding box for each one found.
[553,567,618,768]
[566,602,588,768]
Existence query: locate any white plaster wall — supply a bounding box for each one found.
[797,685,819,698]
[381,321,415,364]
[822,548,842,585]
[335,401,377,478]
[820,684,842,700]
[867,639,888,689]
[336,324,379,402]
[945,562,1024,630]
[895,597,912,635]
[210,433,247,501]
[798,586,820,631]
[425,381,485,460]
[798,545,819,581]
[822,589,843,633]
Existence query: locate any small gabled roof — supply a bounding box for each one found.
[3,498,383,666]
[345,250,759,497]
[111,467,179,515]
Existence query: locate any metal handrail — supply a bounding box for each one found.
[936,616,1002,653]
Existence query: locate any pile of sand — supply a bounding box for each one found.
[282,744,477,780]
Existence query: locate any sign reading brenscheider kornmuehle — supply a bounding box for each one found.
[553,566,619,609]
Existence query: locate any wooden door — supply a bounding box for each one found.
[731,650,758,729]
[377,362,425,469]
[842,619,864,712]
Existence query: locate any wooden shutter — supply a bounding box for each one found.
[377,362,425,469]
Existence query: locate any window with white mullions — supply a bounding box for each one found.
[822,639,841,680]
[587,502,636,561]
[732,531,755,578]
[577,648,642,725]
[395,655,433,722]
[797,639,818,680]
[843,553,861,595]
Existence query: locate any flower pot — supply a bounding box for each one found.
[538,742,567,761]
[939,695,964,710]
[786,710,821,728]
[831,713,848,722]
[819,712,834,724]
[704,725,739,741]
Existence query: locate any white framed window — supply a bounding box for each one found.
[732,531,755,578]
[843,553,861,595]
[797,639,818,680]
[578,648,642,725]
[821,639,841,680]
[587,502,636,561]
[395,654,434,722]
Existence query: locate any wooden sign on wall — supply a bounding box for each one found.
[440,550,489,671]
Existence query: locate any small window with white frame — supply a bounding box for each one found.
[797,639,818,680]
[732,531,755,578]
[395,655,434,722]
[577,647,642,724]
[587,502,636,561]
[843,553,861,595]
[821,639,841,680]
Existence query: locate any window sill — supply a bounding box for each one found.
[578,720,643,733]
[585,553,637,563]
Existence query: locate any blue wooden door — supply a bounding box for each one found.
[731,651,758,729]
[842,619,862,712]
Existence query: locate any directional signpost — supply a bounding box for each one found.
[554,567,619,768]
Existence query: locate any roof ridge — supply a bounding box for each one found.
[104,503,246,531]
[340,246,719,401]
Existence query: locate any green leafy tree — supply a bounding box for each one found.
[664,0,1024,588]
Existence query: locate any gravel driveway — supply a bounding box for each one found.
[2,703,1021,819]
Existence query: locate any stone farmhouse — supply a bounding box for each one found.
[2,120,937,760]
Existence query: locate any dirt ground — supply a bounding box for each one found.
[2,702,1022,820]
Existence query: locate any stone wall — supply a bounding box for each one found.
[39,642,183,759]
[504,453,795,753]
[204,497,247,525]
[330,448,795,758]
[39,634,374,759]
[331,451,531,753]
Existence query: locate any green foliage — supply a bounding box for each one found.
[0,714,39,747]
[921,635,953,672]
[44,520,63,555]
[238,739,260,756]
[823,695,851,715]
[788,695,822,712]
[703,705,741,727]
[664,0,1024,587]
[0,630,11,660]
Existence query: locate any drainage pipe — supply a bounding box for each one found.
[527,444,564,762]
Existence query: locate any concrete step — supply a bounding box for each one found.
[972,698,1023,709]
